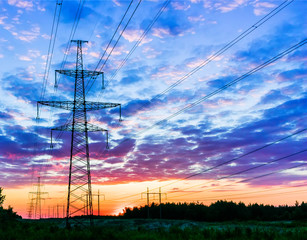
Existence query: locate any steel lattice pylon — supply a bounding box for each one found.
[37,40,121,227]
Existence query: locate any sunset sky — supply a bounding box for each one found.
[0,0,306,218]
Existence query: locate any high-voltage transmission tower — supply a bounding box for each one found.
[28,177,48,219]
[37,40,121,227]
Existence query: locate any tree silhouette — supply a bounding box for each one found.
[0,187,5,206]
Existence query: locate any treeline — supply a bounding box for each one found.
[122,201,307,221]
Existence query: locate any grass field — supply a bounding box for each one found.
[1,218,306,240]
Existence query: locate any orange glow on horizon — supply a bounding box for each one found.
[3,179,307,219]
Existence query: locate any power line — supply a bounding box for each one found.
[59,0,85,70]
[90,0,134,75]
[85,0,142,95]
[63,38,306,205]
[115,164,306,209]
[167,149,307,199]
[83,0,134,94]
[193,183,307,202]
[137,39,307,136]
[122,0,294,115]
[175,187,307,202]
[105,129,306,202]
[102,0,171,90]
[40,0,63,102]
[41,0,306,208]
[92,0,293,141]
[51,1,302,191]
[35,0,63,181]
[93,38,307,168]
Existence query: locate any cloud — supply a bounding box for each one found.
[8,0,33,9]
[0,16,8,25]
[277,68,307,83]
[0,111,13,120]
[2,74,40,103]
[253,1,276,16]
[120,74,142,85]
[259,89,290,105]
[188,15,205,22]
[152,10,192,38]
[218,0,247,13]
[207,76,234,88]
[171,1,191,11]
[122,29,143,42]
[234,22,303,65]
[18,56,31,61]
[122,98,153,117]
[16,26,40,42]
[202,0,247,13]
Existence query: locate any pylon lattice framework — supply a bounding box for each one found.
[37,40,121,227]
[28,177,48,219]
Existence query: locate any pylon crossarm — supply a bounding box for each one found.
[84,102,120,111]
[56,69,103,78]
[85,123,108,132]
[51,122,109,149]
[38,100,75,111]
[38,101,120,117]
[51,123,107,132]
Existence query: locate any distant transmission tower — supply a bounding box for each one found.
[27,195,35,219]
[29,177,48,219]
[37,40,121,227]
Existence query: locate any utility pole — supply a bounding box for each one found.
[141,187,167,219]
[29,177,48,219]
[37,40,121,227]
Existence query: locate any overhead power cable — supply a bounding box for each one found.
[35,0,63,180]
[59,0,85,70]
[85,0,142,95]
[138,38,307,136]
[192,183,307,202]
[40,0,63,102]
[57,1,300,158]
[178,186,307,202]
[102,0,171,90]
[88,37,307,204]
[84,0,134,90]
[69,38,306,202]
[127,0,294,114]
[115,164,306,205]
[168,149,307,199]
[178,129,306,181]
[105,128,306,201]
[95,38,307,163]
[91,0,134,74]
[91,0,297,158]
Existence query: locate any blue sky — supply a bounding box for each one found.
[0,0,306,211]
